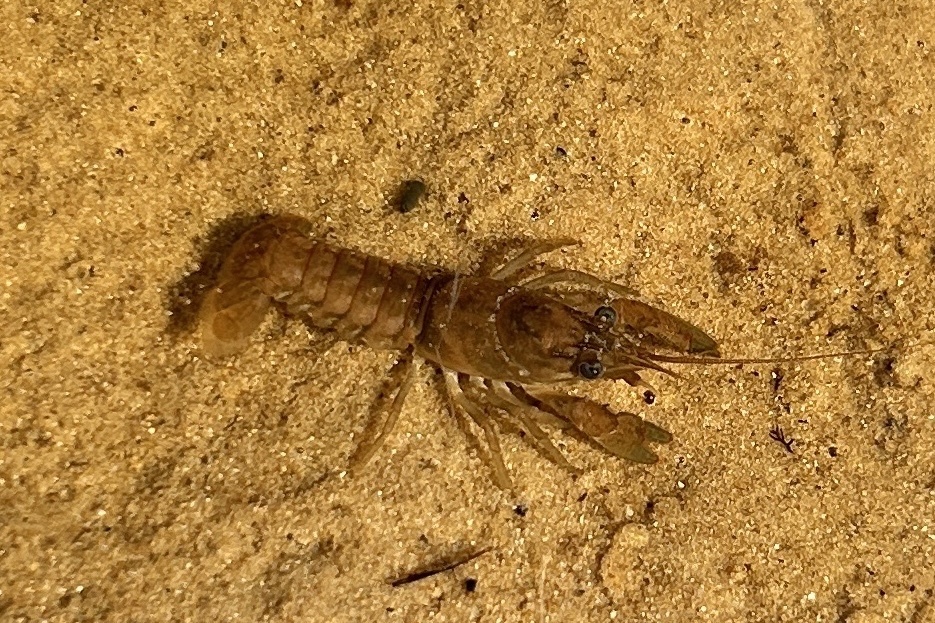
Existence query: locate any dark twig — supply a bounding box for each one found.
[389,546,493,587]
[769,425,795,454]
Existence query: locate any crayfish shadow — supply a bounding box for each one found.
[164,211,273,337]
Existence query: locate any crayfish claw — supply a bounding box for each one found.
[522,391,672,465]
[594,430,659,464]
[642,418,674,444]
[593,413,673,464]
[611,299,720,355]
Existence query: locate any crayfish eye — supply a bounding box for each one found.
[594,305,617,326]
[578,360,604,380]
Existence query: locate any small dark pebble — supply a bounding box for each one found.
[396,179,426,213]
[555,145,567,157]
[643,390,656,405]
[464,578,477,592]
[513,504,527,517]
[828,446,838,457]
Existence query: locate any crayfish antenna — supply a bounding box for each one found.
[646,344,894,366]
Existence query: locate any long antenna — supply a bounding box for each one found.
[647,345,892,366]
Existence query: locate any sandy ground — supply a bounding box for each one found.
[2,0,935,621]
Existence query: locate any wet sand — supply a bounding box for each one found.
[2,1,934,621]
